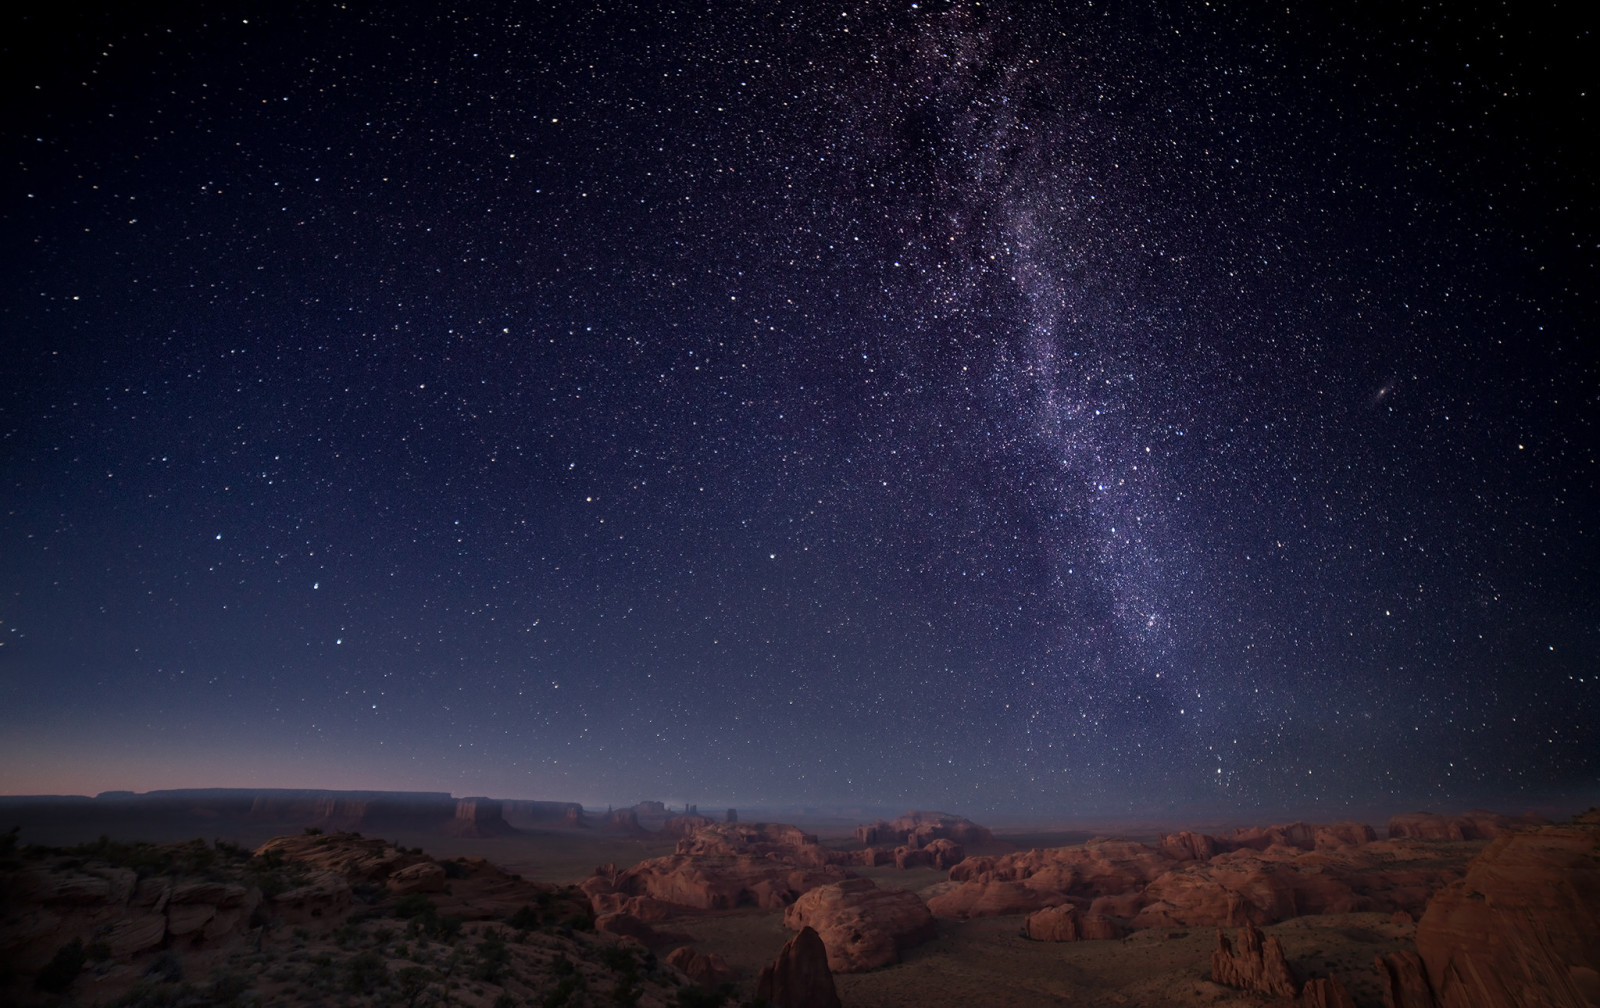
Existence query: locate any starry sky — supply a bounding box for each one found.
[2,1,1594,819]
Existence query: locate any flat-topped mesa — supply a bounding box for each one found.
[855,810,992,847]
[500,800,586,829]
[443,797,515,838]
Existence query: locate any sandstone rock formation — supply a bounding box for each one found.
[856,810,992,847]
[926,878,1057,918]
[500,799,587,829]
[1158,830,1220,862]
[755,925,842,1008]
[1412,810,1600,1008]
[661,814,717,838]
[1375,950,1437,1008]
[667,945,740,991]
[1300,974,1358,1008]
[783,878,938,972]
[255,831,427,880]
[1023,904,1121,941]
[590,853,847,913]
[1211,923,1298,998]
[675,822,833,868]
[1386,809,1549,842]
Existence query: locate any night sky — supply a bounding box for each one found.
[3,1,1594,819]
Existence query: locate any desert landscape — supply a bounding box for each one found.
[2,792,1596,1007]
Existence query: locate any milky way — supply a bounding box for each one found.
[2,1,1594,817]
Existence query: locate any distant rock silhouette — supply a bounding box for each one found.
[1386,809,1549,842]
[855,810,992,847]
[755,925,842,1008]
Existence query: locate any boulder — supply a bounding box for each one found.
[755,925,841,1008]
[387,861,447,895]
[667,946,739,991]
[783,878,937,972]
[1211,923,1298,998]
[1024,904,1121,942]
[271,870,352,922]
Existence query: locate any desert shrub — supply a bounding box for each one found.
[105,978,193,1008]
[345,949,390,994]
[36,937,85,993]
[304,826,324,835]
[601,946,637,973]
[84,939,113,961]
[542,973,586,1008]
[474,929,512,983]
[397,965,436,1006]
[674,986,732,1008]
[508,904,541,929]
[494,995,519,1008]
[394,893,438,919]
[440,859,470,879]
[209,970,251,1006]
[611,978,642,1006]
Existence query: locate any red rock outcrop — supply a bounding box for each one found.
[667,946,740,991]
[1413,811,1600,1008]
[675,822,834,868]
[856,811,992,847]
[387,861,446,894]
[755,925,842,1008]
[1232,821,1318,852]
[595,854,847,913]
[1024,904,1121,941]
[1159,830,1221,862]
[1211,923,1298,998]
[1300,974,1358,1008]
[1386,809,1549,842]
[600,807,646,833]
[442,797,516,837]
[1132,854,1304,928]
[926,879,1058,918]
[783,878,938,972]
[1375,950,1437,1008]
[1314,822,1378,849]
[661,815,717,839]
[255,831,427,880]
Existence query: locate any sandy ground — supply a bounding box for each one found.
[6,814,1425,1006]
[670,905,1414,1008]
